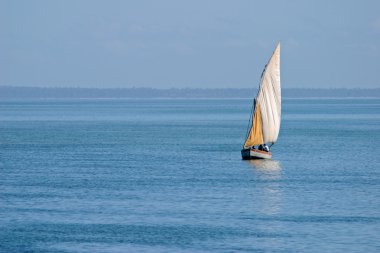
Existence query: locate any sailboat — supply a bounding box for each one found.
[241,43,281,160]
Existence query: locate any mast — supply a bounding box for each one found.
[243,43,281,148]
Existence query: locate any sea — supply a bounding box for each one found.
[1,98,379,253]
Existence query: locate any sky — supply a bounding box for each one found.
[1,0,379,89]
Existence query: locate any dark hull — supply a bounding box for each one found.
[241,148,272,160]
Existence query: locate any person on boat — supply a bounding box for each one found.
[258,144,270,152]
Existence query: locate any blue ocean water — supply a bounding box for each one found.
[0,98,379,253]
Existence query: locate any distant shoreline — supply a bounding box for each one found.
[1,86,379,99]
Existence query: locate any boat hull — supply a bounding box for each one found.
[241,148,272,160]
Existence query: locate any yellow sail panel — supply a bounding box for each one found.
[244,104,264,147]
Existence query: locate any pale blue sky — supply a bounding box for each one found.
[1,0,379,88]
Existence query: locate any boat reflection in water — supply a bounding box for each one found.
[248,159,281,173]
[246,159,282,215]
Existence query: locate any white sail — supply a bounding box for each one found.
[243,43,281,148]
[257,43,281,143]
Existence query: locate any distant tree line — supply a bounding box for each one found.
[0,86,379,99]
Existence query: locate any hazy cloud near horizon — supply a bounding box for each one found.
[1,0,379,88]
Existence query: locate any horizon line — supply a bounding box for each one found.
[1,85,379,90]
